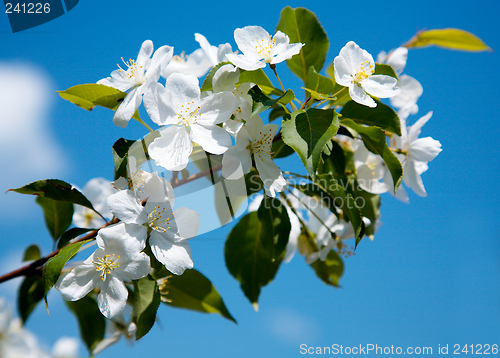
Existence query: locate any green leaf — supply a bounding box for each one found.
[66,296,105,353]
[315,173,364,242]
[9,179,96,212]
[272,138,295,159]
[352,187,381,239]
[406,28,492,52]
[225,208,289,308]
[132,275,161,340]
[373,63,398,79]
[43,240,90,297]
[18,275,45,323]
[57,227,93,249]
[340,119,403,191]
[57,84,141,121]
[201,62,231,92]
[257,197,291,261]
[304,66,334,97]
[281,108,339,177]
[276,7,329,81]
[159,269,236,323]
[238,69,281,95]
[340,99,401,135]
[310,250,344,287]
[23,245,41,261]
[248,85,294,117]
[35,196,74,242]
[268,105,287,122]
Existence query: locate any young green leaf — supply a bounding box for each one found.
[225,208,290,308]
[42,239,91,298]
[276,7,329,81]
[35,196,74,242]
[406,28,491,52]
[158,269,236,323]
[9,179,96,212]
[340,99,401,135]
[281,108,340,178]
[132,275,161,340]
[23,245,41,262]
[57,84,142,121]
[66,296,106,353]
[340,119,403,191]
[57,227,94,249]
[248,85,294,117]
[304,66,334,97]
[238,68,282,96]
[310,250,344,287]
[18,275,45,323]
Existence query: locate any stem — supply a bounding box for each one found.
[270,64,297,111]
[134,117,154,132]
[332,87,347,98]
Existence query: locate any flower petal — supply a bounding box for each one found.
[362,75,400,98]
[113,87,142,128]
[145,45,173,82]
[409,137,442,162]
[56,265,98,302]
[107,190,145,225]
[173,207,200,239]
[117,252,151,281]
[233,26,270,59]
[349,84,376,107]
[164,73,201,113]
[98,276,128,319]
[149,126,192,171]
[149,232,193,275]
[255,156,287,197]
[190,123,231,155]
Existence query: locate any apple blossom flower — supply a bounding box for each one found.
[389,111,442,197]
[334,41,400,108]
[212,64,253,136]
[73,177,116,229]
[222,115,286,197]
[98,40,173,128]
[226,26,304,71]
[389,74,424,119]
[162,33,234,78]
[376,47,408,75]
[145,73,238,171]
[112,156,152,195]
[352,140,391,194]
[55,223,151,319]
[107,173,199,275]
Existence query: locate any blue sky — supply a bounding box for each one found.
[0,0,499,357]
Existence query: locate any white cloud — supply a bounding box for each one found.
[267,307,319,343]
[0,62,67,213]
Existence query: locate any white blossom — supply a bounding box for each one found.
[98,40,173,127]
[334,41,400,108]
[55,223,150,319]
[226,26,304,71]
[73,178,115,229]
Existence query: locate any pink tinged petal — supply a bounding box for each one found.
[108,190,145,225]
[409,137,442,162]
[98,276,128,319]
[349,84,376,108]
[197,92,239,125]
[173,207,200,239]
[149,126,192,171]
[149,232,193,275]
[403,159,428,197]
[234,26,271,58]
[333,56,354,87]
[117,252,151,281]
[361,75,400,98]
[56,265,99,301]
[164,73,201,113]
[136,40,154,67]
[255,156,287,197]
[145,45,173,82]
[190,124,231,155]
[225,53,265,71]
[143,172,175,204]
[408,111,433,143]
[113,86,144,128]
